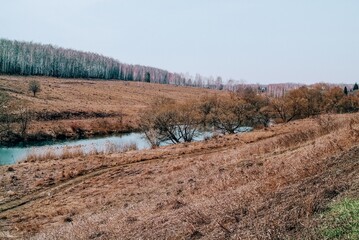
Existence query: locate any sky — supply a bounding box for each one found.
[0,0,358,84]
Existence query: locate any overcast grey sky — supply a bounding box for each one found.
[0,0,358,84]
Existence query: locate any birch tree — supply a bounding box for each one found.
[0,38,180,84]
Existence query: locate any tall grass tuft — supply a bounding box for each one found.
[104,141,138,154]
[23,142,138,162]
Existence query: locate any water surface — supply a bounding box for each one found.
[0,133,149,165]
[0,127,251,165]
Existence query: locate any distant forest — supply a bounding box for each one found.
[0,38,186,84]
[1,39,355,97]
[0,39,313,94]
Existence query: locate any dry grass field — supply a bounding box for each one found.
[0,112,358,239]
[0,75,221,140]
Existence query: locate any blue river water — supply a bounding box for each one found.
[0,127,251,165]
[0,133,149,165]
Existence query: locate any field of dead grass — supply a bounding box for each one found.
[0,75,220,141]
[0,113,358,239]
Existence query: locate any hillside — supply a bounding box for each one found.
[0,75,221,145]
[0,113,358,239]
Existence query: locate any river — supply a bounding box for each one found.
[0,133,149,165]
[0,127,252,165]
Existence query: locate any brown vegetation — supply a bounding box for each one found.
[0,75,221,145]
[269,85,359,123]
[140,84,358,147]
[1,75,358,147]
[0,113,358,239]
[23,142,138,163]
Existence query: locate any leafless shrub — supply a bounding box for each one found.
[28,80,41,97]
[0,90,9,128]
[17,107,33,138]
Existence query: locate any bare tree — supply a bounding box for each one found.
[210,95,252,134]
[140,98,201,146]
[17,108,32,138]
[28,80,41,97]
[236,87,270,127]
[270,98,291,123]
[0,91,10,135]
[0,91,32,143]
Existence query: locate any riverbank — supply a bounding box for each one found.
[0,113,358,239]
[0,116,137,147]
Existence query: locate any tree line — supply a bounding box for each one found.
[0,39,230,88]
[0,38,185,84]
[141,84,359,147]
[0,39,266,90]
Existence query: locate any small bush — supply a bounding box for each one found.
[28,80,41,97]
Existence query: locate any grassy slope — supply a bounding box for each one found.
[0,113,358,239]
[0,75,220,137]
